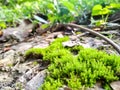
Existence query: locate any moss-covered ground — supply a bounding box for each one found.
[25,37,120,90]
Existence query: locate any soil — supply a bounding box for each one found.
[0,12,120,90]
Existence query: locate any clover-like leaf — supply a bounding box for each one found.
[0,22,6,29]
[109,3,120,9]
[92,4,102,16]
[101,8,111,15]
[92,4,111,16]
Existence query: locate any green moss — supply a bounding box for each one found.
[104,83,112,90]
[25,37,120,90]
[25,48,45,59]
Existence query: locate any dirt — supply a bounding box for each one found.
[0,15,120,90]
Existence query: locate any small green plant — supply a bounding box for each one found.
[104,83,112,90]
[0,22,6,29]
[91,3,120,26]
[25,37,120,90]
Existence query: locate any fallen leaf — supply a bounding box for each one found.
[0,30,3,37]
[3,47,11,52]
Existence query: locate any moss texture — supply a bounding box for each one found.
[25,37,120,90]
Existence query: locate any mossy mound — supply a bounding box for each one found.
[25,37,120,90]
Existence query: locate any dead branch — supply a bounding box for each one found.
[66,23,120,54]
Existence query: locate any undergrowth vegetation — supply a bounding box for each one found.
[25,37,120,90]
[1,0,120,90]
[91,3,120,26]
[0,0,120,28]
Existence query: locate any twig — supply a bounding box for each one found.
[33,16,120,54]
[76,32,89,37]
[65,23,120,54]
[110,18,120,23]
[1,43,4,59]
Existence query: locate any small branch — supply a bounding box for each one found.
[33,16,120,54]
[65,23,120,54]
[110,18,120,23]
[2,43,4,59]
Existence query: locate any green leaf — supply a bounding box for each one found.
[101,8,111,15]
[95,20,105,26]
[92,4,111,16]
[61,1,75,13]
[0,22,6,29]
[59,7,70,16]
[92,5,102,16]
[47,3,55,11]
[109,3,120,9]
[41,24,49,29]
[92,4,102,11]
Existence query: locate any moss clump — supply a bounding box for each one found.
[25,48,45,59]
[25,37,120,90]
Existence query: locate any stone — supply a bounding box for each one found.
[0,50,16,67]
[57,33,64,38]
[25,70,46,90]
[12,62,31,74]
[0,50,24,70]
[33,41,49,48]
[110,81,120,90]
[1,86,14,90]
[62,41,79,47]
[0,21,33,42]
[87,81,104,90]
[11,42,33,54]
[0,72,14,89]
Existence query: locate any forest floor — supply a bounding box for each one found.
[0,11,120,90]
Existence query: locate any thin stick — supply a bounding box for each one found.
[2,43,4,59]
[110,18,120,23]
[66,23,120,54]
